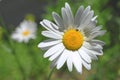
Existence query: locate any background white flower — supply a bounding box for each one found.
[38,3,106,73]
[11,20,37,43]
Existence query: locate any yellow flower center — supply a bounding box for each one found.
[22,30,30,36]
[62,29,84,51]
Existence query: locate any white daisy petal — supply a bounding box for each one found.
[92,50,103,55]
[83,41,102,50]
[86,20,96,29]
[80,11,94,28]
[52,12,64,27]
[82,60,91,70]
[42,31,62,39]
[88,52,98,60]
[84,42,102,57]
[93,44,103,50]
[75,5,84,26]
[65,3,74,26]
[38,39,62,48]
[12,34,23,43]
[81,46,98,60]
[49,45,64,61]
[61,8,69,28]
[78,48,92,63]
[72,51,82,73]
[79,6,91,25]
[67,54,73,72]
[41,19,54,29]
[41,20,61,34]
[91,16,98,21]
[49,51,61,61]
[56,49,69,69]
[91,39,105,46]
[90,30,106,39]
[82,46,103,56]
[44,43,63,58]
[91,26,102,32]
[50,22,59,30]
[50,57,59,68]
[82,21,97,37]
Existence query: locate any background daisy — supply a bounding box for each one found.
[11,20,37,43]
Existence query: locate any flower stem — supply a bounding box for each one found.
[8,39,26,80]
[12,50,26,80]
[47,68,55,80]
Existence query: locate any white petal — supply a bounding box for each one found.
[91,49,103,55]
[49,45,64,61]
[16,27,23,32]
[90,30,106,39]
[82,46,103,56]
[87,20,96,29]
[93,44,103,51]
[91,26,102,32]
[42,31,62,39]
[52,12,64,27]
[91,16,97,21]
[79,6,91,26]
[43,43,63,58]
[40,19,61,34]
[82,46,98,60]
[11,33,18,39]
[24,38,29,43]
[75,5,84,26]
[11,33,23,42]
[83,21,96,37]
[81,21,97,37]
[61,7,68,28]
[38,39,62,48]
[88,52,98,60]
[78,49,92,63]
[91,39,105,46]
[82,60,91,70]
[56,49,69,69]
[72,51,82,73]
[83,41,103,50]
[29,34,36,39]
[67,54,73,72]
[50,57,58,68]
[41,19,55,29]
[50,22,59,30]
[65,2,74,26]
[80,11,94,28]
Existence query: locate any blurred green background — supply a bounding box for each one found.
[0,0,120,80]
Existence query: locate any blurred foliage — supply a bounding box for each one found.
[0,0,120,80]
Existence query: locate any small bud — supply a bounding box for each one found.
[25,14,36,22]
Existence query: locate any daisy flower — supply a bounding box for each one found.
[38,3,106,73]
[11,20,37,43]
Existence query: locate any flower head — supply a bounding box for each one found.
[11,20,37,43]
[38,3,106,73]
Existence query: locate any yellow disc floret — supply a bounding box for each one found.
[22,30,30,36]
[62,29,84,51]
